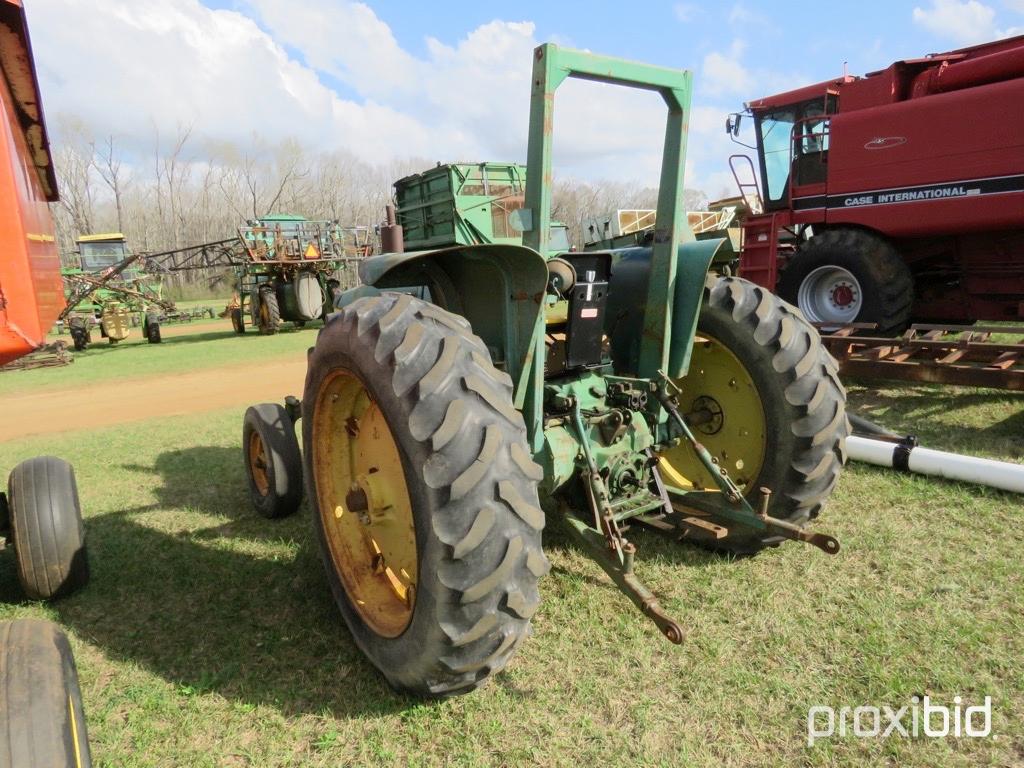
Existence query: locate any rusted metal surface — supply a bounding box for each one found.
[0,340,71,371]
[820,323,1024,391]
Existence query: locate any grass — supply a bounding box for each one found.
[0,338,1022,765]
[4,322,313,397]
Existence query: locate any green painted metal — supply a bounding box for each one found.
[523,44,692,380]
[394,162,571,254]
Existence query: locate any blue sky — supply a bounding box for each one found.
[31,0,1024,197]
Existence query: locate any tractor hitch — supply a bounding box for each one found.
[655,372,841,555]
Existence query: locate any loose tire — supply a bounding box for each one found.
[303,292,549,696]
[0,619,92,767]
[231,307,246,334]
[7,457,89,600]
[659,275,849,555]
[242,404,303,519]
[143,312,162,344]
[777,229,913,334]
[256,286,280,335]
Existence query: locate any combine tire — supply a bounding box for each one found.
[242,404,303,519]
[303,292,548,696]
[659,275,848,556]
[231,307,245,334]
[256,287,280,335]
[143,312,162,344]
[0,619,92,767]
[777,229,913,334]
[7,457,89,600]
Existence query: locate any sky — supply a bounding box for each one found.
[26,0,1024,198]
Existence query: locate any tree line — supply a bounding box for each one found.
[51,115,707,295]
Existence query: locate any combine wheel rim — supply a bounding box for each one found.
[797,265,863,325]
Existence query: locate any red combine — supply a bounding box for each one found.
[727,35,1024,335]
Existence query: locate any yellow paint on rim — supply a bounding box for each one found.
[312,369,417,638]
[248,431,270,496]
[657,333,767,493]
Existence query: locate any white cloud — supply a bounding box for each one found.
[701,40,753,96]
[911,0,1019,43]
[673,3,701,22]
[28,0,749,192]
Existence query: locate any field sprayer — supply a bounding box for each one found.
[228,214,371,335]
[0,1,93,762]
[241,44,849,696]
[59,232,218,350]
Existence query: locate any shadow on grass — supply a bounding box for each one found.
[17,442,727,718]
[46,445,417,718]
[847,383,1024,456]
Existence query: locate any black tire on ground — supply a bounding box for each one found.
[7,457,89,600]
[303,292,549,697]
[677,275,849,556]
[777,228,914,335]
[68,319,88,352]
[231,307,246,334]
[256,286,280,335]
[0,619,92,767]
[144,312,162,344]
[242,403,303,518]
[294,320,306,329]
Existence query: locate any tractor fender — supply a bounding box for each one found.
[339,244,548,398]
[605,237,726,379]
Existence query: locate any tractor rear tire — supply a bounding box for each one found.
[303,292,548,697]
[256,287,280,335]
[777,229,913,334]
[144,312,162,344]
[242,403,303,519]
[7,457,89,600]
[231,307,245,334]
[660,275,849,556]
[0,619,92,767]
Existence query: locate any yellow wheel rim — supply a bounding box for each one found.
[248,431,270,497]
[312,370,417,638]
[657,333,767,494]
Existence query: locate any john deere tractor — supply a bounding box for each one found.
[242,45,848,696]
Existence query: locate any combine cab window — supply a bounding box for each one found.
[79,241,127,272]
[758,108,797,205]
[755,96,834,209]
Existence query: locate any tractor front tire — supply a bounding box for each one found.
[777,228,913,334]
[7,457,89,600]
[242,403,303,519]
[0,619,92,767]
[660,275,849,556]
[231,307,246,334]
[303,292,548,697]
[257,287,280,335]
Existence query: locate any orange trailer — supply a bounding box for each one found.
[0,0,62,366]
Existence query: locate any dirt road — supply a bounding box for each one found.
[0,357,308,441]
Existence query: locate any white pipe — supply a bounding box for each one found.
[847,435,1024,494]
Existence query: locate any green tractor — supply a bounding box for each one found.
[242,45,848,696]
[229,215,369,335]
[61,233,172,349]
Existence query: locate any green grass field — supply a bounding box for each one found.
[0,328,1021,766]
